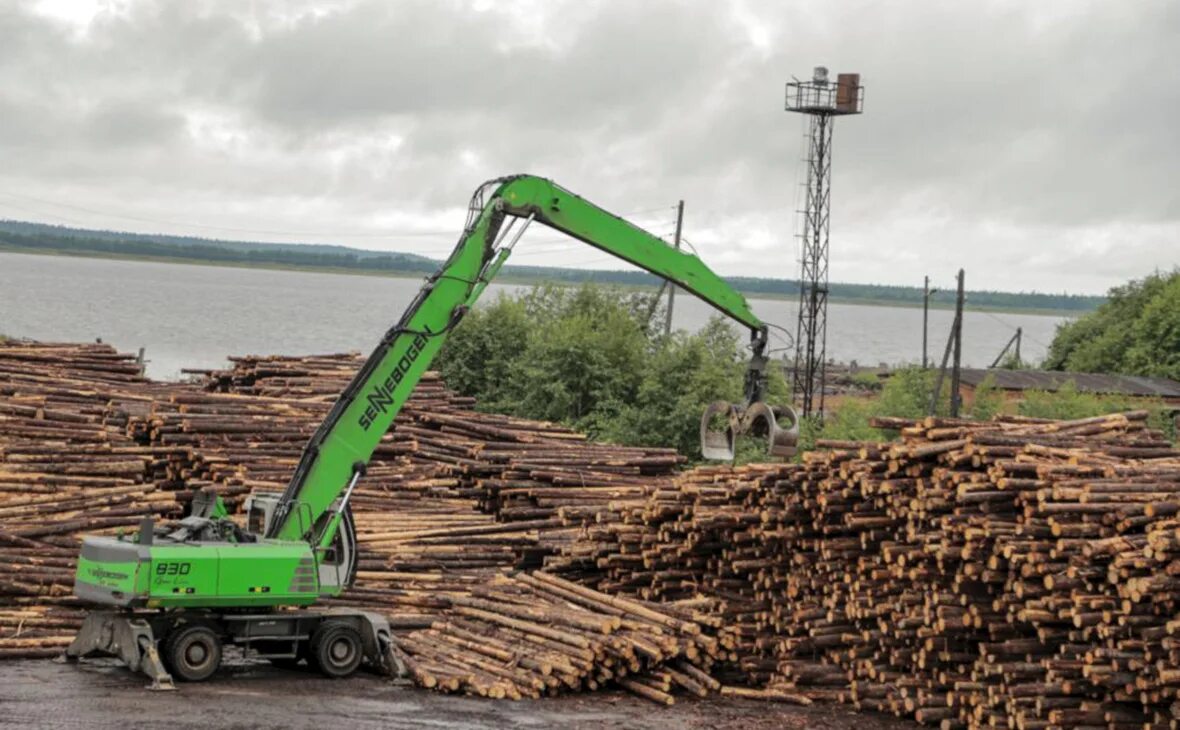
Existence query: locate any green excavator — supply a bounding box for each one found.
[64,175,799,688]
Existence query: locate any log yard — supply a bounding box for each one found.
[2,3,1178,730]
[2,330,1180,727]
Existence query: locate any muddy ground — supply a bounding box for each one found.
[0,659,920,730]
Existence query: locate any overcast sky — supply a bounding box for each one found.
[1,0,1177,294]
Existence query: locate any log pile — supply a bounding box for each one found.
[0,346,692,675]
[0,341,182,657]
[545,412,1180,725]
[392,570,732,702]
[6,341,1180,723]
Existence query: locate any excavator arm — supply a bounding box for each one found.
[267,175,796,543]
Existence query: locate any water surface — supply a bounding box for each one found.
[0,252,1067,380]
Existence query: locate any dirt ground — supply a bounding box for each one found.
[0,658,920,730]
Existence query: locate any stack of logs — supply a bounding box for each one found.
[6,340,1180,725]
[0,341,179,657]
[546,411,1180,726]
[392,571,732,702]
[0,346,712,701]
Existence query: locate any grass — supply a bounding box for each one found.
[0,243,1085,317]
[805,373,1178,451]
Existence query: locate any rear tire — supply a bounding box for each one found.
[310,621,363,678]
[164,624,222,682]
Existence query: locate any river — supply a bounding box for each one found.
[0,252,1069,380]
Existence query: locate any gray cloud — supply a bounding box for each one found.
[0,0,1176,294]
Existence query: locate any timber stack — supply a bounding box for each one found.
[390,570,735,702]
[0,341,180,657]
[5,340,1180,724]
[0,345,691,679]
[545,411,1180,726]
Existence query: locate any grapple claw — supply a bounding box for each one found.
[740,402,800,459]
[700,401,739,461]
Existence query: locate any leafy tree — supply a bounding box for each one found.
[436,284,781,458]
[600,319,777,456]
[877,367,943,419]
[505,286,650,427]
[1045,270,1178,375]
[431,294,530,412]
[1124,275,1180,380]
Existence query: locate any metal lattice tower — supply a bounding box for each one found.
[785,67,863,417]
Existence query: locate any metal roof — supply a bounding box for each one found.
[957,369,1180,398]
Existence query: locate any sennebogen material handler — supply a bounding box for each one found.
[65,175,798,688]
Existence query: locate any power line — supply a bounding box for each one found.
[978,310,1053,354]
[980,310,1018,331]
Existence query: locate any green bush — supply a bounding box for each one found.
[1046,270,1180,377]
[969,374,1005,420]
[850,371,883,390]
[1017,381,1175,441]
[796,368,952,450]
[995,352,1026,370]
[437,283,788,458]
[1017,381,1105,420]
[808,399,881,443]
[877,367,944,419]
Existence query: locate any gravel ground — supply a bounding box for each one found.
[0,659,921,730]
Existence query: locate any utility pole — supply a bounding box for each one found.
[922,276,938,369]
[929,269,965,416]
[950,269,964,416]
[664,200,684,336]
[989,326,1024,369]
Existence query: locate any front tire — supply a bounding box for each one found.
[310,621,363,678]
[165,625,222,682]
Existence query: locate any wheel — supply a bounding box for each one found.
[164,624,222,682]
[310,621,363,678]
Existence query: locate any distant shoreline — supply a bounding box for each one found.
[0,245,1083,319]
